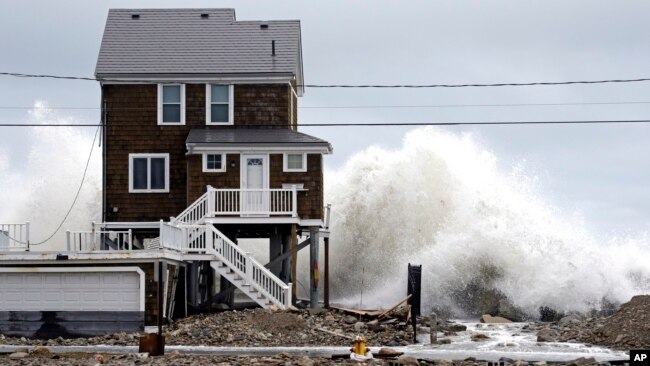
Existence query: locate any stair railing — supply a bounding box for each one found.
[206,225,291,308]
[172,187,213,225]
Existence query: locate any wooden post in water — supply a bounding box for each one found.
[291,224,298,306]
[430,312,438,344]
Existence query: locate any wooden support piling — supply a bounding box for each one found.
[291,224,297,306]
[324,237,330,308]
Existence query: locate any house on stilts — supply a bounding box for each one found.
[0,8,332,338]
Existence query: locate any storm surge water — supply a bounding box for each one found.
[0,103,101,251]
[326,127,650,318]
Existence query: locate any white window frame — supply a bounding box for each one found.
[205,84,234,125]
[283,152,307,172]
[202,153,226,173]
[128,153,170,193]
[157,84,186,125]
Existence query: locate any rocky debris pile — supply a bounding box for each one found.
[532,295,650,350]
[0,307,415,348]
[165,307,414,346]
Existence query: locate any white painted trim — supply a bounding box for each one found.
[188,145,330,154]
[100,75,293,84]
[202,153,226,173]
[299,219,325,228]
[0,250,186,263]
[157,84,185,125]
[283,152,307,172]
[204,217,300,225]
[240,154,269,190]
[99,222,161,230]
[205,84,234,125]
[128,153,170,193]
[0,266,146,312]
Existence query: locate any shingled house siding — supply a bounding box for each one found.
[234,84,290,127]
[270,154,323,220]
[104,84,188,221]
[104,83,291,221]
[186,153,241,204]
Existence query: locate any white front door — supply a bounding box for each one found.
[241,155,269,215]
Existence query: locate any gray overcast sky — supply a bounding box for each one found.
[2,0,650,236]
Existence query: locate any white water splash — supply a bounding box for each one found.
[0,102,101,250]
[326,127,650,316]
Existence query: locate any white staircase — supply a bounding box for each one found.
[159,193,292,310]
[206,225,291,309]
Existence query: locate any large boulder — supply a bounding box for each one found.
[480,314,513,323]
[537,328,560,342]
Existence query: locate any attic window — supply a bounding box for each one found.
[131,14,140,19]
[200,13,209,18]
[260,24,268,29]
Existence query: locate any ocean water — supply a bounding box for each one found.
[326,127,650,317]
[0,103,101,250]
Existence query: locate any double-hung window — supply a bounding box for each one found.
[206,84,233,124]
[129,154,169,193]
[283,153,307,172]
[202,153,226,172]
[157,84,185,124]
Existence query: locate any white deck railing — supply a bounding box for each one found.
[0,223,30,250]
[66,229,132,252]
[206,225,291,308]
[173,186,299,225]
[211,187,297,217]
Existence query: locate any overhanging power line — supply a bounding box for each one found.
[3,72,650,88]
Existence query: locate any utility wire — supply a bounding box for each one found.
[4,119,650,128]
[3,71,650,88]
[8,123,101,246]
[5,100,650,111]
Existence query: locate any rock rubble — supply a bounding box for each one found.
[531,295,650,350]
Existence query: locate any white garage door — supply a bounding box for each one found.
[0,268,142,312]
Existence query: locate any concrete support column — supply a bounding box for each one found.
[309,227,320,308]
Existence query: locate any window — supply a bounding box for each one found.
[202,153,226,172]
[129,154,169,193]
[206,84,233,124]
[157,84,185,124]
[283,153,307,172]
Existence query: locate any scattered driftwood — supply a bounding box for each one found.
[328,306,384,317]
[315,327,354,340]
[378,295,412,319]
[330,294,413,320]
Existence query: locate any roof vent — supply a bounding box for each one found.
[131,13,140,19]
[200,13,209,18]
[260,23,269,29]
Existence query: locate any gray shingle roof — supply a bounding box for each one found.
[95,9,302,80]
[186,128,332,152]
